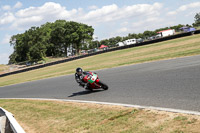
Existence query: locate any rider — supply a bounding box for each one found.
[75,67,91,90]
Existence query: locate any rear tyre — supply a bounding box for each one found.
[98,81,108,90]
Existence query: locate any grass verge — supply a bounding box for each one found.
[0,99,200,133]
[0,64,9,74]
[1,34,200,133]
[0,34,200,87]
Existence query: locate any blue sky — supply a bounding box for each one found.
[0,0,200,64]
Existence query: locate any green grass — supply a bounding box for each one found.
[0,34,200,87]
[0,99,200,133]
[43,57,66,63]
[1,34,200,132]
[0,64,9,73]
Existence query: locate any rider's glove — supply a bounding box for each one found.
[84,82,90,89]
[84,85,87,89]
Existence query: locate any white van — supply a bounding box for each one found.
[116,42,125,47]
[123,39,137,45]
[157,29,175,37]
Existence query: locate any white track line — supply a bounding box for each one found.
[1,98,200,116]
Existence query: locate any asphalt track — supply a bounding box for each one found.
[1,55,200,112]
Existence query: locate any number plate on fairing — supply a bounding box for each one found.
[88,74,97,83]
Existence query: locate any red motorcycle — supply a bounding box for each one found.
[83,72,108,91]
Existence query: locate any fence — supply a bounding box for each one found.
[0,107,26,133]
[0,29,200,78]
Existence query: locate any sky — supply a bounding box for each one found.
[0,0,200,64]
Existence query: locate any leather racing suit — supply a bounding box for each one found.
[75,71,91,89]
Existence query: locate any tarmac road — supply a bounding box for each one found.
[1,55,200,112]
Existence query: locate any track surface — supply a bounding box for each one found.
[1,55,200,112]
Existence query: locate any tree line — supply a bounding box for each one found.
[81,24,187,50]
[9,20,94,64]
[193,12,200,27]
[93,12,200,48]
[9,12,200,64]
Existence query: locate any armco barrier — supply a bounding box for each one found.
[0,29,199,78]
[0,107,26,133]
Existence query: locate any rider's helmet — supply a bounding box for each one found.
[76,67,83,76]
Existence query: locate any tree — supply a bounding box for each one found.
[143,30,156,39]
[40,22,53,57]
[137,33,144,39]
[50,20,66,56]
[9,33,28,63]
[26,27,47,62]
[193,12,200,27]
[170,24,184,32]
[68,21,94,54]
[100,39,109,46]
[9,20,94,64]
[128,33,137,39]
[108,37,122,47]
[115,36,123,42]
[9,26,47,64]
[195,12,200,23]
[88,40,99,49]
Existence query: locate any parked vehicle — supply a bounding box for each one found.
[157,29,175,37]
[148,36,157,40]
[81,50,87,55]
[180,26,196,34]
[123,39,137,45]
[116,42,125,47]
[136,38,144,43]
[87,49,95,54]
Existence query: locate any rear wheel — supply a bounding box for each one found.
[98,81,108,90]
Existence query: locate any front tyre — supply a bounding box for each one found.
[98,81,108,90]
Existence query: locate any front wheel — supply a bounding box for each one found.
[98,81,108,90]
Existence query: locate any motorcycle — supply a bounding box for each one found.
[83,72,108,91]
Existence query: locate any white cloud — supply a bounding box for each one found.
[16,2,66,17]
[178,2,200,11]
[14,1,23,9]
[1,34,11,44]
[132,18,166,30]
[82,4,118,23]
[0,12,15,25]
[11,16,43,30]
[0,2,164,31]
[0,53,10,64]
[121,21,129,26]
[167,11,177,16]
[0,2,168,40]
[2,5,11,11]
[178,5,187,12]
[167,2,200,16]
[88,5,98,10]
[12,2,77,29]
[80,2,162,25]
[117,27,128,33]
[2,2,22,11]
